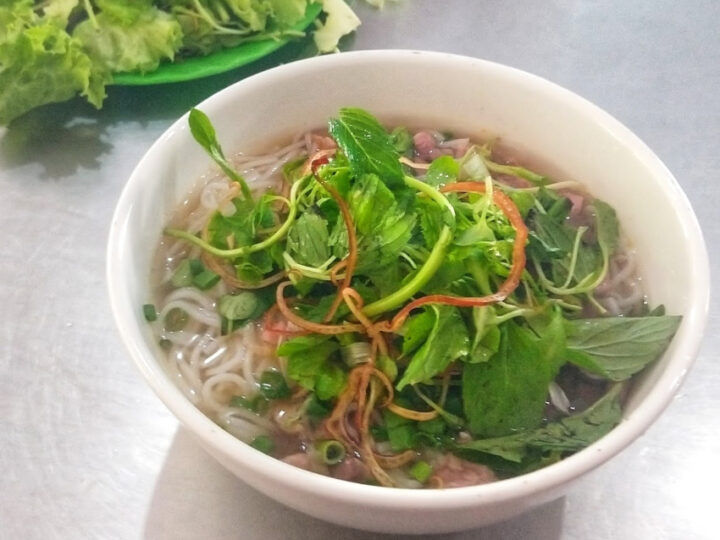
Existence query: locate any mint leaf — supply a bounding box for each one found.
[328,108,404,188]
[396,305,470,390]
[565,315,681,381]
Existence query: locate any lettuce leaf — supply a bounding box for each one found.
[72,7,182,74]
[0,13,107,125]
[314,0,360,53]
[267,0,308,26]
[42,0,80,27]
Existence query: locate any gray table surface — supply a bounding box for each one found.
[2,1,718,539]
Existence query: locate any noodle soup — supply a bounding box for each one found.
[146,107,680,488]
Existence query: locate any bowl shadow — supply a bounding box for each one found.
[143,428,566,539]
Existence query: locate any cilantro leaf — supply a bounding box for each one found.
[340,173,417,272]
[396,305,470,390]
[277,335,346,400]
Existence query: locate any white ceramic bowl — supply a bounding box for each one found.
[107,50,709,534]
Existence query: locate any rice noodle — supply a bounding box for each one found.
[595,248,645,316]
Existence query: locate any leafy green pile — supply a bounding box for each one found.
[156,107,681,485]
[0,0,361,125]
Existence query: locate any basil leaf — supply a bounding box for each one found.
[396,305,470,390]
[456,383,623,462]
[286,213,330,267]
[328,108,404,188]
[463,315,566,438]
[528,211,573,261]
[259,370,291,399]
[565,315,682,381]
[592,199,619,257]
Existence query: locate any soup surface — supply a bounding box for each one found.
[147,108,680,488]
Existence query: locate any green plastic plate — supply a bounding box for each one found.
[112,3,322,86]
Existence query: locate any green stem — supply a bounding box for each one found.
[362,176,457,318]
[363,225,453,317]
[403,175,456,218]
[560,226,588,288]
[165,177,304,258]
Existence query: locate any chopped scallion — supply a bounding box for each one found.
[306,394,331,421]
[410,460,432,483]
[315,440,346,465]
[259,370,291,400]
[250,435,274,455]
[229,394,268,414]
[189,258,205,275]
[164,307,189,332]
[192,269,220,290]
[170,259,193,287]
[143,304,157,322]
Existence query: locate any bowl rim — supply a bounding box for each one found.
[107,49,710,508]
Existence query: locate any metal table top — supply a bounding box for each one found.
[2,1,718,538]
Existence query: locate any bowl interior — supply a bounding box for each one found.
[107,50,708,533]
